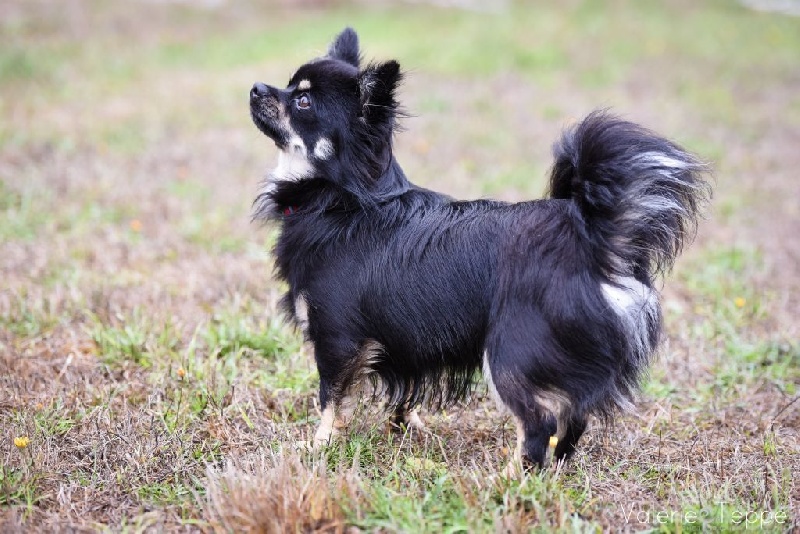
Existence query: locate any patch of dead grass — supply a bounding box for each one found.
[203,454,358,534]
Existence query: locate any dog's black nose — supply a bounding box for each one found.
[250,82,270,100]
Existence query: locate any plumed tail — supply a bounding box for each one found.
[548,111,711,281]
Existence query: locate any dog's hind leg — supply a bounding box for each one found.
[518,406,558,470]
[498,409,558,475]
[483,351,560,471]
[553,413,587,461]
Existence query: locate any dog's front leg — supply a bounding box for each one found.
[312,377,348,448]
[311,337,385,448]
[307,398,352,450]
[313,402,338,447]
[311,339,360,448]
[390,405,426,432]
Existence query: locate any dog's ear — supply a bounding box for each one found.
[328,27,360,68]
[358,60,402,125]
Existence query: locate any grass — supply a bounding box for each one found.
[1,0,798,531]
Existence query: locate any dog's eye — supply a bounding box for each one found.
[296,94,312,110]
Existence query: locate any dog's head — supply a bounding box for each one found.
[250,28,403,193]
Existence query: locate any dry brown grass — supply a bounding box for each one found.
[203,455,356,533]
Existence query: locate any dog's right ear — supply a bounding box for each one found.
[328,27,360,68]
[358,60,402,125]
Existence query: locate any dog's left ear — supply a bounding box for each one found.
[358,60,402,125]
[328,27,360,68]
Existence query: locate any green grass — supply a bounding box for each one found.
[0,181,50,241]
[0,465,43,509]
[671,245,799,399]
[90,311,182,368]
[136,481,196,507]
[5,0,800,151]
[310,426,595,532]
[0,297,56,339]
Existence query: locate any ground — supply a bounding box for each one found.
[1,0,798,532]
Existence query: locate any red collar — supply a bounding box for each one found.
[282,206,298,217]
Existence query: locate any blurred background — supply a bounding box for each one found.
[1,0,798,531]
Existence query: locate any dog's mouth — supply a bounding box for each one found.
[250,105,289,148]
[250,85,289,148]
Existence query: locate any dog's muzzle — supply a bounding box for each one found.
[250,82,287,146]
[250,82,270,99]
[250,82,280,119]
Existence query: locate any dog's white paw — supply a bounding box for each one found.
[312,405,340,449]
[404,409,426,431]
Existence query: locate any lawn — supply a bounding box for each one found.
[1,0,798,531]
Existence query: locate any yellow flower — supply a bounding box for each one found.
[14,436,30,449]
[176,367,186,379]
[129,219,143,232]
[549,435,559,448]
[734,297,746,308]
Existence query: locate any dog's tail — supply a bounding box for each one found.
[548,110,711,280]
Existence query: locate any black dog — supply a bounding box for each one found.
[249,28,710,469]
